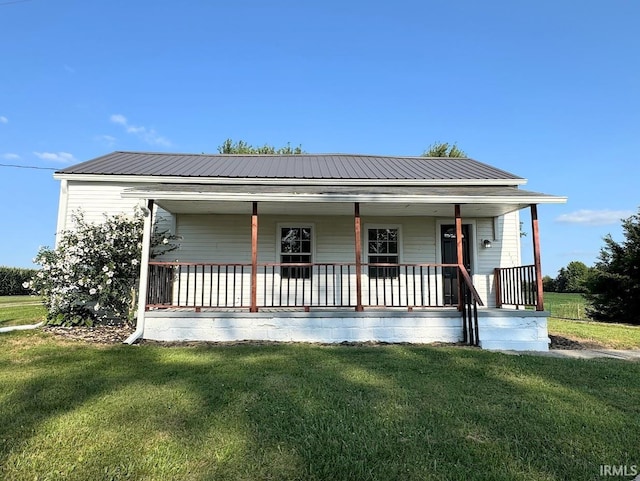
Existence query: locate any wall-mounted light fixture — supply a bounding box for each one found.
[482,239,492,249]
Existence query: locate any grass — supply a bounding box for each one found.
[544,292,588,320]
[0,331,639,481]
[544,292,640,349]
[549,318,640,350]
[0,296,45,328]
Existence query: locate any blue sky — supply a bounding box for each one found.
[0,0,638,277]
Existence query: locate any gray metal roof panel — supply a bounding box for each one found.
[56,151,524,181]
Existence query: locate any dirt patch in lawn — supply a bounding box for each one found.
[548,334,606,350]
[43,324,134,344]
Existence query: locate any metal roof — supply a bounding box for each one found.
[56,151,524,182]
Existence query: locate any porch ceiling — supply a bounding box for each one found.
[122,183,566,217]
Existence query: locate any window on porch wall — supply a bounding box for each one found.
[368,228,399,278]
[280,226,312,279]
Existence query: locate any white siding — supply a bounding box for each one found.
[473,211,521,307]
[62,181,143,229]
[60,180,174,241]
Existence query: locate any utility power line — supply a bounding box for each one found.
[0,163,57,171]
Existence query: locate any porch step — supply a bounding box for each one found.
[477,310,550,352]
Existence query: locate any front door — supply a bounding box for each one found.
[441,224,471,305]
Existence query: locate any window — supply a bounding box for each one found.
[280,226,312,279]
[368,228,399,278]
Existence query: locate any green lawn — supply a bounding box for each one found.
[0,295,40,305]
[544,292,640,349]
[0,296,45,328]
[544,292,588,320]
[549,318,640,350]
[1,331,639,481]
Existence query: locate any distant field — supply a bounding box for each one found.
[0,295,40,305]
[0,296,45,327]
[544,292,588,320]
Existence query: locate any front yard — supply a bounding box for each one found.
[1,330,638,481]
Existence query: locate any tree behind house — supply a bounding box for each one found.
[422,142,466,158]
[218,139,304,154]
[585,209,640,325]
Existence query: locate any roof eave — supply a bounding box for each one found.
[120,189,567,205]
[53,172,528,187]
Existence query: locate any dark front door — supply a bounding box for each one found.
[441,224,471,305]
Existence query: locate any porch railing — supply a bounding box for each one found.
[459,268,483,346]
[494,265,540,309]
[146,262,470,310]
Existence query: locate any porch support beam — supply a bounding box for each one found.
[455,204,464,311]
[530,204,544,311]
[354,202,363,311]
[250,202,258,312]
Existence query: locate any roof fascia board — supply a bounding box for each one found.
[53,173,528,186]
[120,190,567,205]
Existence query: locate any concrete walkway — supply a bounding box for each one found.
[501,349,640,361]
[0,322,43,333]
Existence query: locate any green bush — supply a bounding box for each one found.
[26,209,178,327]
[0,266,39,296]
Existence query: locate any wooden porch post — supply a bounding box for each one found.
[250,202,258,312]
[530,204,544,311]
[455,204,464,311]
[354,202,363,311]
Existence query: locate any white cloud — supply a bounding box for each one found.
[33,151,77,163]
[110,114,127,125]
[555,209,633,226]
[0,116,7,124]
[2,153,20,160]
[109,113,171,146]
[96,134,117,146]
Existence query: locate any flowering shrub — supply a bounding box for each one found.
[26,209,178,326]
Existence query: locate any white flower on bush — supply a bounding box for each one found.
[25,208,178,327]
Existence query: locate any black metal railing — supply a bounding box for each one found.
[146,262,470,310]
[494,265,538,309]
[459,268,484,346]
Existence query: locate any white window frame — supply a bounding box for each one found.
[363,224,403,278]
[276,222,316,279]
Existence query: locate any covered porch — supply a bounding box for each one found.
[126,184,561,350]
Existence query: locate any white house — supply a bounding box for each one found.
[54,152,566,350]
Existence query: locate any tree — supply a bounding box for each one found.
[218,138,304,154]
[422,142,466,158]
[585,209,640,324]
[555,261,592,293]
[542,275,557,293]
